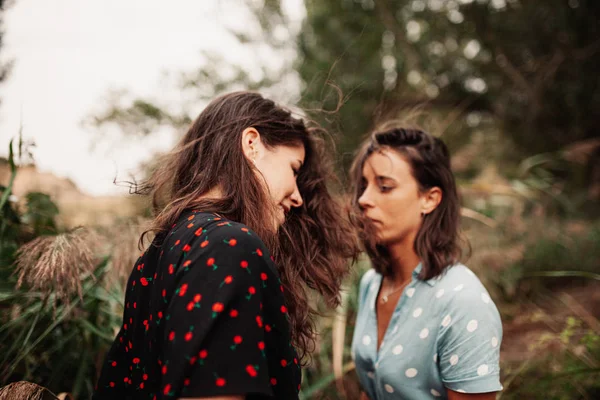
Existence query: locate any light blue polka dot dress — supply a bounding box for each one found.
[351,263,503,399]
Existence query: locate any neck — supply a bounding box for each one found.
[386,236,420,284]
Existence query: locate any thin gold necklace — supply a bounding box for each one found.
[380,278,411,304]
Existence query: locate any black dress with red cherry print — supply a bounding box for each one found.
[93,211,301,399]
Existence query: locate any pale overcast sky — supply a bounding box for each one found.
[0,0,303,195]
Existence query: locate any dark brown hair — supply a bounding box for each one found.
[135,91,358,361]
[350,127,461,280]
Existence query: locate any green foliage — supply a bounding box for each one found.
[0,140,124,398]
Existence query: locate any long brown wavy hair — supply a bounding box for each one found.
[133,91,359,361]
[350,126,462,280]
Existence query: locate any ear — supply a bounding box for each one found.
[420,187,442,216]
[241,127,262,162]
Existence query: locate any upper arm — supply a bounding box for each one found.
[447,389,497,400]
[437,286,503,394]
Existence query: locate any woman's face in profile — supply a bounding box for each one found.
[357,148,424,245]
[253,143,305,230]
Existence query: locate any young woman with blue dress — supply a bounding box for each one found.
[350,127,503,400]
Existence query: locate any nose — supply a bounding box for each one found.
[357,187,374,209]
[290,184,303,208]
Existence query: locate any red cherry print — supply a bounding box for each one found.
[139,382,144,389]
[224,275,233,284]
[270,378,277,385]
[143,374,148,380]
[281,359,288,367]
[175,240,180,246]
[194,227,203,236]
[256,248,263,256]
[162,365,168,375]
[193,294,201,302]
[189,355,197,364]
[123,323,128,330]
[182,244,191,252]
[199,349,208,359]
[246,365,258,377]
[168,264,174,274]
[111,361,117,367]
[133,302,137,309]
[186,301,194,311]
[183,260,191,268]
[234,335,243,344]
[216,378,226,387]
[158,311,163,318]
[184,378,190,386]
[256,316,263,328]
[281,305,288,313]
[187,223,193,228]
[229,239,237,246]
[258,341,265,350]
[294,357,298,364]
[230,309,238,317]
[178,283,188,297]
[207,258,215,267]
[280,285,284,292]
[240,260,248,268]
[241,227,249,232]
[162,289,166,298]
[248,286,256,295]
[201,240,209,248]
[265,325,272,332]
[140,278,148,286]
[212,302,224,313]
[124,377,129,383]
[109,382,115,387]
[188,215,194,221]
[163,384,171,395]
[185,331,193,341]
[261,272,268,281]
[168,331,175,341]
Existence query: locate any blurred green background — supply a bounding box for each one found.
[1,0,599,399]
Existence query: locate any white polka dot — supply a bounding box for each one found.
[406,288,415,297]
[413,307,423,318]
[392,344,404,355]
[454,284,464,291]
[433,353,438,363]
[467,320,478,332]
[450,354,459,366]
[392,325,399,334]
[435,289,445,298]
[367,371,375,379]
[384,384,394,393]
[441,315,452,327]
[457,389,466,393]
[405,368,418,378]
[477,364,489,376]
[481,293,491,304]
[491,336,499,347]
[419,328,429,339]
[431,389,441,397]
[380,341,385,348]
[362,335,372,345]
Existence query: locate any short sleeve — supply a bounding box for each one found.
[160,227,274,398]
[437,287,503,394]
